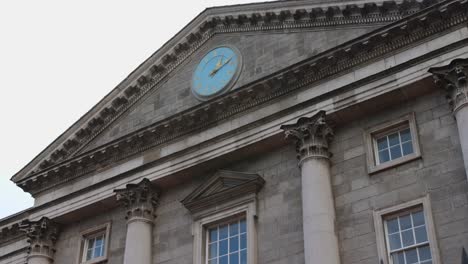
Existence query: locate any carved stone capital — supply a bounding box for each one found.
[429,58,468,114]
[19,217,60,260]
[114,178,160,223]
[280,111,334,165]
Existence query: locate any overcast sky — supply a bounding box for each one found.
[0,0,274,219]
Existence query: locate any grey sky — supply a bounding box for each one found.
[0,0,273,219]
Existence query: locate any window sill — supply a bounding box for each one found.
[368,153,421,174]
[80,256,107,264]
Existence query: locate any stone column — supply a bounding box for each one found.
[429,59,468,181]
[20,217,60,264]
[115,178,160,264]
[281,110,340,264]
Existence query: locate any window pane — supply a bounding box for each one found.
[230,222,239,236]
[400,128,412,142]
[388,133,400,146]
[389,233,402,250]
[412,211,425,226]
[240,219,246,233]
[87,238,95,250]
[86,248,93,261]
[402,230,415,247]
[379,150,390,163]
[209,259,217,264]
[390,145,402,159]
[377,137,388,150]
[219,239,228,256]
[418,245,432,261]
[415,226,428,243]
[210,228,218,242]
[402,142,414,156]
[421,261,432,264]
[240,234,247,250]
[230,236,239,252]
[229,253,239,264]
[93,246,102,258]
[392,252,405,264]
[399,215,412,230]
[387,218,399,234]
[240,250,247,264]
[209,243,218,259]
[219,225,229,240]
[219,255,228,264]
[95,236,103,247]
[405,248,418,264]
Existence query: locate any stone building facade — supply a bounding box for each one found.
[1,0,468,264]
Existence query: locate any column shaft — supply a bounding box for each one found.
[429,59,468,181]
[27,256,52,264]
[455,107,468,176]
[281,111,341,264]
[115,178,160,264]
[124,218,153,264]
[301,158,340,264]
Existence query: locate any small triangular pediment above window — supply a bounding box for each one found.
[181,170,265,214]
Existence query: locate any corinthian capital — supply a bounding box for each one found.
[280,110,334,165]
[429,58,468,114]
[20,217,60,260]
[114,178,160,223]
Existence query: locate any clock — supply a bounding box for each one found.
[191,46,242,100]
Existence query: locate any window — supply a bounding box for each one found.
[192,203,257,264]
[365,113,421,173]
[385,209,431,264]
[206,217,248,264]
[374,197,440,264]
[78,223,111,264]
[83,233,106,262]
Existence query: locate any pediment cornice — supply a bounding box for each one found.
[181,170,265,214]
[12,0,439,183]
[14,0,467,195]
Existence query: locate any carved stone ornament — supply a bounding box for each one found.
[114,178,160,223]
[280,110,334,165]
[19,217,60,260]
[429,58,468,114]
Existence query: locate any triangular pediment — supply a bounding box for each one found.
[181,170,265,213]
[12,0,455,195]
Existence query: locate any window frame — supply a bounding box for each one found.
[77,222,111,264]
[365,113,421,174]
[192,199,257,264]
[373,196,441,264]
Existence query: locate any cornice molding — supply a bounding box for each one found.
[18,0,438,181]
[0,222,22,246]
[16,0,468,195]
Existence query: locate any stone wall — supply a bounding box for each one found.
[53,89,467,264]
[331,89,468,264]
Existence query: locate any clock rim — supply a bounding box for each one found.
[191,45,243,101]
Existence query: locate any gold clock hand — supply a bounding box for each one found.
[209,59,224,77]
[210,57,233,77]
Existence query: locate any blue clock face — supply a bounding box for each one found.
[192,46,241,100]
